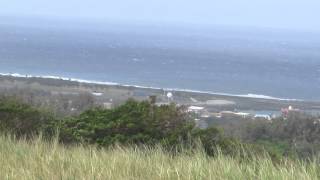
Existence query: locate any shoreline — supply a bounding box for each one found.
[1,72,320,115]
[0,72,301,102]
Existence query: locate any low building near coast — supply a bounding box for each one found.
[220,111,252,119]
[254,114,272,121]
[187,106,205,114]
[281,106,301,118]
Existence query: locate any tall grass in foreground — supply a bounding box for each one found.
[0,135,319,180]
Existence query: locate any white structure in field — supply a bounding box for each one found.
[92,92,103,96]
[103,102,113,109]
[234,112,251,118]
[254,114,272,121]
[166,92,173,102]
[188,106,205,114]
[219,111,252,119]
[281,105,300,117]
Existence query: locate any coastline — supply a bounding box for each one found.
[0,72,301,102]
[1,72,320,116]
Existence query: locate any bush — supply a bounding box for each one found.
[57,99,239,156]
[58,99,193,145]
[0,96,55,137]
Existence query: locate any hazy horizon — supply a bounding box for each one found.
[1,0,320,32]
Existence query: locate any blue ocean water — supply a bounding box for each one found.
[0,22,320,100]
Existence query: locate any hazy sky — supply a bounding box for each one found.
[1,0,320,31]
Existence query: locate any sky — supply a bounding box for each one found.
[1,0,320,32]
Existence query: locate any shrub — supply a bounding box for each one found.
[58,99,195,146]
[0,96,55,137]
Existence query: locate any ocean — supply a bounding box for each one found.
[1,21,320,101]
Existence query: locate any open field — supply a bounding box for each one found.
[0,135,319,180]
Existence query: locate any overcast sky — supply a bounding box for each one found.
[1,0,320,32]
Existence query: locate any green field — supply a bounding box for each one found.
[1,135,319,180]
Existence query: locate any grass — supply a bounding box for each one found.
[0,135,319,180]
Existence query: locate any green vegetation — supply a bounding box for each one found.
[0,97,239,156]
[1,135,320,180]
[2,96,320,179]
[58,99,195,146]
[56,99,239,157]
[0,96,54,137]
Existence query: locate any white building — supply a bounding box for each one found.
[254,114,272,121]
[187,106,205,114]
[103,102,113,109]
